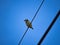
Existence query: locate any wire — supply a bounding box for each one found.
[37,10,60,45]
[18,0,45,45]
[31,0,45,23]
[18,28,29,45]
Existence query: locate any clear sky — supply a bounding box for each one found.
[0,0,60,45]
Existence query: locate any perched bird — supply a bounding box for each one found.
[24,19,33,29]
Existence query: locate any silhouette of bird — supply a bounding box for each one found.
[24,19,33,29]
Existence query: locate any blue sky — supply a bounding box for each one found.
[0,0,60,45]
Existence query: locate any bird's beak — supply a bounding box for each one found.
[24,20,26,21]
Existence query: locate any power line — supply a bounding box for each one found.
[18,0,45,45]
[38,10,60,45]
[31,0,45,23]
[18,28,29,45]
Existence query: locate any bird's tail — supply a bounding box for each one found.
[31,27,33,29]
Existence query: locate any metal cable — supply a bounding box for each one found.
[18,28,29,45]
[38,10,60,45]
[18,0,45,45]
[31,0,45,23]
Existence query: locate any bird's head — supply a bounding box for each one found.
[24,19,28,22]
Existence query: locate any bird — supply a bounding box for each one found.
[24,19,33,29]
